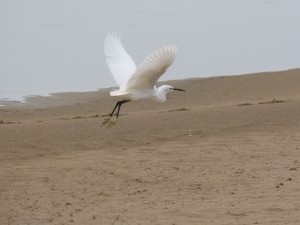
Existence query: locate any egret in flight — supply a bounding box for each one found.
[103,33,185,126]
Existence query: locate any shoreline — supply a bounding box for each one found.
[1,68,299,109]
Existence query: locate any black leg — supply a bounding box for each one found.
[109,101,121,118]
[115,100,130,118]
[109,100,130,118]
[103,100,131,126]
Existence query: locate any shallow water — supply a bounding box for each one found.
[1,0,300,101]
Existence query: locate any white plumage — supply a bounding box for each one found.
[102,33,184,126]
[104,33,137,89]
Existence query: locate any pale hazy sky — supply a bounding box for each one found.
[1,0,300,100]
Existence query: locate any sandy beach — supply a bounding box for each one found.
[1,69,300,225]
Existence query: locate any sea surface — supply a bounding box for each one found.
[1,0,300,101]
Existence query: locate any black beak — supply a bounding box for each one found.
[171,87,185,92]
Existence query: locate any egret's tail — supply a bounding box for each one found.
[110,90,129,97]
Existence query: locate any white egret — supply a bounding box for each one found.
[103,33,185,126]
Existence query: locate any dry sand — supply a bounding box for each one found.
[1,69,300,225]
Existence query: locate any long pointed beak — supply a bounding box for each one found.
[171,87,185,92]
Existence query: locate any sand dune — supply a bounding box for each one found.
[1,69,300,225]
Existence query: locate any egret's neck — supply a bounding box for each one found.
[153,86,167,102]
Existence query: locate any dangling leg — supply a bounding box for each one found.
[115,100,130,118]
[102,101,120,125]
[109,101,122,117]
[102,100,130,126]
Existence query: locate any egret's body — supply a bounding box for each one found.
[103,33,184,126]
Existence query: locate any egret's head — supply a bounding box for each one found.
[156,85,185,102]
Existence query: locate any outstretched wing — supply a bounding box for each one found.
[124,45,177,91]
[104,33,137,88]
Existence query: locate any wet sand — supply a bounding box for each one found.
[1,69,300,225]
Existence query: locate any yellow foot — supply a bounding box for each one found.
[102,117,111,126]
[102,117,118,128]
[106,118,118,128]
